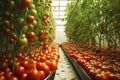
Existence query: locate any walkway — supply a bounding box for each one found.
[54,47,79,80]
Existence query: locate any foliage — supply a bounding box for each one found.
[64,0,120,52]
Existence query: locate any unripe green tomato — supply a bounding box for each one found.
[17,18,24,25]
[9,0,14,9]
[20,34,26,38]
[32,20,37,26]
[18,35,28,46]
[30,4,35,9]
[22,25,28,33]
[31,9,37,16]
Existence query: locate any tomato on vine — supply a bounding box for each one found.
[26,15,35,23]
[26,32,36,42]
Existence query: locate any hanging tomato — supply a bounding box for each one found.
[26,32,36,42]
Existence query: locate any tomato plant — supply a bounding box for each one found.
[0,0,57,80]
[64,0,120,53]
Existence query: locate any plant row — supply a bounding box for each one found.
[62,42,120,80]
[64,0,120,53]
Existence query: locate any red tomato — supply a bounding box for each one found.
[0,71,4,76]
[11,33,17,40]
[44,44,49,50]
[2,11,10,18]
[3,28,10,35]
[20,73,27,80]
[36,62,42,70]
[14,66,25,77]
[26,32,36,42]
[26,15,34,23]
[26,69,41,80]
[0,76,6,80]
[21,0,31,8]
[17,3,26,10]
[4,69,12,79]
[46,60,58,71]
[20,60,30,70]
[9,38,15,44]
[88,69,96,78]
[9,24,14,31]
[40,56,46,62]
[41,63,50,75]
[30,60,37,69]
[0,62,8,71]
[36,62,50,75]
[9,76,18,80]
[46,55,51,60]
[39,71,46,80]
[16,53,23,59]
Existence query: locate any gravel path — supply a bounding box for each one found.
[54,47,79,80]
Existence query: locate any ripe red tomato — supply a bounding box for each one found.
[26,69,41,80]
[14,66,25,77]
[26,15,34,23]
[16,53,23,59]
[26,32,36,42]
[0,76,6,80]
[20,60,30,70]
[41,63,50,75]
[9,76,18,80]
[21,0,31,8]
[38,30,43,36]
[46,60,58,71]
[0,71,4,76]
[4,68,12,79]
[3,28,10,35]
[88,69,96,78]
[39,71,46,80]
[20,73,27,80]
[9,24,14,31]
[9,38,15,44]
[0,62,8,71]
[11,33,17,40]
[2,11,10,18]
[36,62,50,76]
[44,44,49,50]
[40,56,46,62]
[17,3,26,11]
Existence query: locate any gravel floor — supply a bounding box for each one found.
[54,48,79,80]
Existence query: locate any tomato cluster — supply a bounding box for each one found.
[0,44,60,80]
[62,42,120,80]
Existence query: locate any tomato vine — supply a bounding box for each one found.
[64,0,120,53]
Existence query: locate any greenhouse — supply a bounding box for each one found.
[0,0,120,80]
